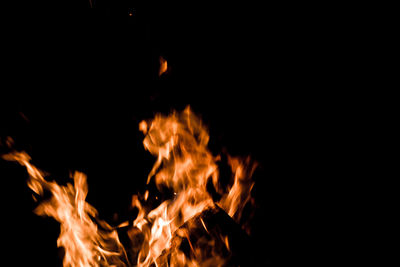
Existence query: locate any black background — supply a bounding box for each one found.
[0,1,345,266]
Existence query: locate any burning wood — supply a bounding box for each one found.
[161,204,256,267]
[3,106,258,267]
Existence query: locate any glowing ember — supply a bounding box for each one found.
[3,106,257,267]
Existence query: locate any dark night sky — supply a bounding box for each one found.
[0,2,346,266]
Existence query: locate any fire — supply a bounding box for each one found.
[159,56,168,76]
[3,152,127,267]
[219,156,257,232]
[3,106,257,266]
[133,106,256,266]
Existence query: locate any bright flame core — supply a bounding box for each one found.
[3,106,257,267]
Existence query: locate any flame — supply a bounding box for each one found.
[219,156,257,231]
[139,120,148,135]
[159,56,168,76]
[3,152,127,267]
[3,105,257,266]
[132,106,256,266]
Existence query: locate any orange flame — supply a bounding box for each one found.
[132,106,256,266]
[159,56,168,76]
[219,155,257,230]
[3,152,127,267]
[3,105,257,266]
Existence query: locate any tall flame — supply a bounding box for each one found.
[132,106,257,266]
[3,106,257,266]
[3,152,127,267]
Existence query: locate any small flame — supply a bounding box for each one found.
[139,120,148,135]
[144,190,149,201]
[159,56,168,76]
[219,156,257,231]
